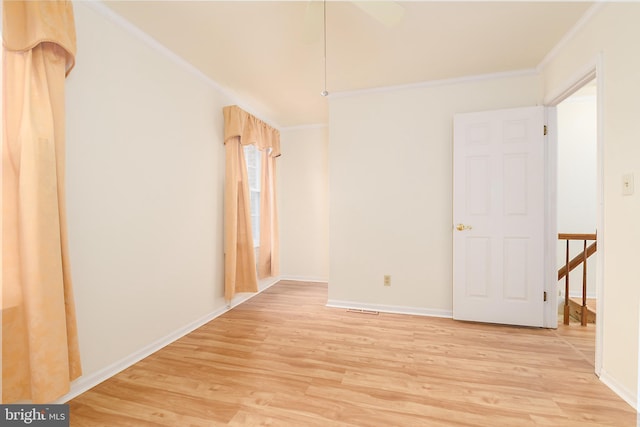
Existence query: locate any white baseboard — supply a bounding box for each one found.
[57,277,635,417]
[327,299,453,319]
[599,368,638,411]
[228,276,281,308]
[56,276,281,403]
[279,275,328,283]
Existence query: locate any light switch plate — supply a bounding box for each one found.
[622,173,634,196]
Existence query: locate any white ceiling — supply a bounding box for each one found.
[102,1,593,128]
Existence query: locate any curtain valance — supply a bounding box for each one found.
[223,105,281,157]
[3,0,76,75]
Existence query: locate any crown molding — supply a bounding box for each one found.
[536,3,605,72]
[82,0,281,129]
[329,68,538,99]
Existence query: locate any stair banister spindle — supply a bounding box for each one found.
[558,233,597,326]
[564,239,570,325]
[581,239,588,326]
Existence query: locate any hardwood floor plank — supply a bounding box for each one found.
[70,402,171,427]
[69,281,637,426]
[305,383,537,427]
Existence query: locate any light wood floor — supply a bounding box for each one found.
[69,281,636,426]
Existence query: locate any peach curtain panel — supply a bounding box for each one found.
[223,106,280,301]
[2,0,81,403]
[258,151,279,279]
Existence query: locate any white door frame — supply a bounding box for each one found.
[543,54,604,376]
[543,107,558,329]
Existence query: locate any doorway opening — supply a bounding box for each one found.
[555,78,598,366]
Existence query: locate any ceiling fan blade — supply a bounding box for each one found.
[351,1,405,28]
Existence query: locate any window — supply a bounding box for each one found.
[243,144,261,247]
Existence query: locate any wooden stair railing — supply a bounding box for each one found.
[558,241,597,280]
[558,233,597,326]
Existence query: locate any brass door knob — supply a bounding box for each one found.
[456,224,472,231]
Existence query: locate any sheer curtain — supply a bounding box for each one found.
[223,106,280,302]
[2,0,82,403]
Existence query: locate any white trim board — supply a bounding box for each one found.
[599,369,638,411]
[536,3,604,72]
[329,69,537,100]
[82,0,281,130]
[279,275,329,284]
[543,53,604,376]
[544,106,559,329]
[544,55,600,106]
[55,276,280,403]
[54,307,226,404]
[228,276,281,308]
[327,300,452,319]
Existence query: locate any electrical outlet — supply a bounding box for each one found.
[384,275,391,286]
[622,173,634,196]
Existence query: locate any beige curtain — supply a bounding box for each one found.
[223,105,280,301]
[223,135,258,301]
[2,0,82,403]
[258,150,279,278]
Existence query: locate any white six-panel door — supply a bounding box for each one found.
[453,106,545,327]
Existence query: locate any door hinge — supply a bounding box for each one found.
[543,291,547,302]
[544,125,548,136]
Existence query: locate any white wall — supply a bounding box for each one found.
[557,90,598,299]
[65,3,231,379]
[557,90,598,234]
[541,2,640,407]
[60,0,639,411]
[328,73,541,313]
[278,126,329,281]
